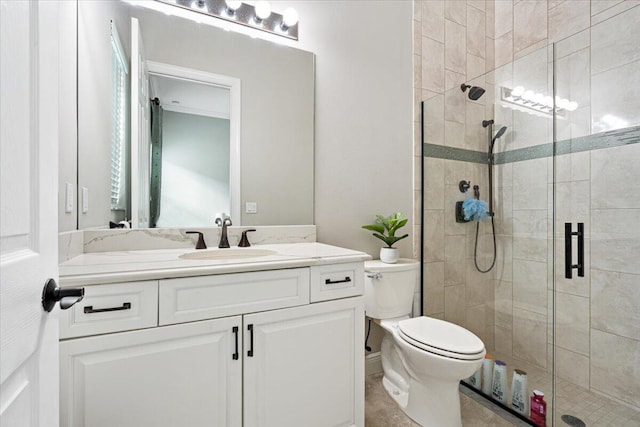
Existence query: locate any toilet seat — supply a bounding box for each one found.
[397,317,485,361]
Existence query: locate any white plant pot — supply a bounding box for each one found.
[380,247,399,264]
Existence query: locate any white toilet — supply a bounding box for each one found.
[365,259,486,427]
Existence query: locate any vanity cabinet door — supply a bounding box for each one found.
[60,316,242,427]
[243,297,364,427]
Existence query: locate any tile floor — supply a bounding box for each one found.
[365,373,520,427]
[365,371,640,426]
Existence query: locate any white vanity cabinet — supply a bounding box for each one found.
[243,298,363,427]
[60,315,242,427]
[59,262,364,427]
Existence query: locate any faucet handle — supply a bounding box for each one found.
[238,229,256,247]
[186,231,207,249]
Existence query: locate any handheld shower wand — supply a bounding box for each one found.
[473,119,508,273]
[481,120,508,216]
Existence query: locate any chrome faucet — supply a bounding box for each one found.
[215,217,232,248]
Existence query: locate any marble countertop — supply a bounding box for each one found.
[59,243,371,286]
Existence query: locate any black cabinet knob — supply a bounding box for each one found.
[42,278,84,312]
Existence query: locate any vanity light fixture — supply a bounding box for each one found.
[154,0,299,40]
[501,85,578,117]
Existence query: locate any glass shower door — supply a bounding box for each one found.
[551,5,640,426]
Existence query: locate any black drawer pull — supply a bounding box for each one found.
[325,277,352,285]
[84,302,131,314]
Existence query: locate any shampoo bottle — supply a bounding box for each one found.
[530,390,547,426]
[491,360,508,404]
[510,369,528,415]
[481,354,494,395]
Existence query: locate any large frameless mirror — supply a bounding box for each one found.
[76,0,314,229]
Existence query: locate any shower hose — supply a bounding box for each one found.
[473,216,497,273]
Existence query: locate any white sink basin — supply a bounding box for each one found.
[179,248,277,260]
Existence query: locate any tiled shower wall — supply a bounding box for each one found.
[413,0,498,350]
[415,0,640,409]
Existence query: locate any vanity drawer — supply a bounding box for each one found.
[310,262,364,302]
[59,281,159,339]
[158,268,310,325]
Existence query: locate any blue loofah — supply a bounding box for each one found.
[462,198,490,221]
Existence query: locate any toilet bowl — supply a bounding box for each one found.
[364,260,486,427]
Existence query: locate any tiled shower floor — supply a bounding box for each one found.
[488,352,640,426]
[365,371,640,426]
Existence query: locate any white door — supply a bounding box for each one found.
[130,17,150,228]
[0,1,61,426]
[243,298,365,427]
[60,317,243,427]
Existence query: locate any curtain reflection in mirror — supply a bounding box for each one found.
[149,97,163,228]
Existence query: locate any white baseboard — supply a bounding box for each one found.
[365,351,383,376]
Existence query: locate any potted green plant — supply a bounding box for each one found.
[361,212,409,263]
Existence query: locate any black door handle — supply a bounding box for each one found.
[42,278,84,312]
[564,223,584,279]
[247,324,254,357]
[232,326,239,360]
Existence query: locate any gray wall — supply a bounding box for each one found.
[73,0,131,230]
[157,111,230,228]
[291,0,414,258]
[58,0,78,232]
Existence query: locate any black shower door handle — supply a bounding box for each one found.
[564,222,584,279]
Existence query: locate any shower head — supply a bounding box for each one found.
[493,126,508,142]
[490,126,508,154]
[461,84,486,100]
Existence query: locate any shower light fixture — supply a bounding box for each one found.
[501,85,578,116]
[153,0,299,40]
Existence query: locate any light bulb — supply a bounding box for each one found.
[511,86,525,97]
[566,101,578,111]
[522,90,535,101]
[533,93,545,104]
[543,96,553,108]
[226,0,241,10]
[192,0,207,11]
[557,98,570,109]
[282,7,298,28]
[225,0,241,16]
[254,1,271,22]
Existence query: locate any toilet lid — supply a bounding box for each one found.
[398,317,485,360]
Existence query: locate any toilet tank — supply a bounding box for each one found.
[364,259,420,319]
